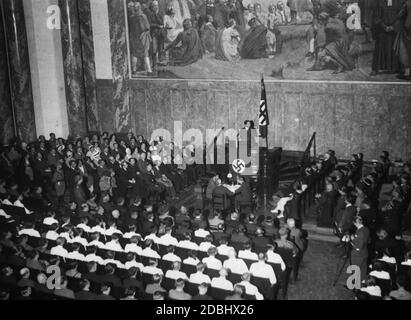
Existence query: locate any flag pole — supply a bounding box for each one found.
[261,74,269,150]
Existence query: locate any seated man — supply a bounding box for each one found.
[202,247,223,270]
[145,274,167,295]
[223,248,249,275]
[211,268,234,291]
[212,179,235,213]
[192,283,213,300]
[122,267,145,294]
[165,261,189,281]
[142,259,164,276]
[97,283,115,300]
[189,263,211,285]
[178,232,199,251]
[168,278,192,300]
[121,287,138,300]
[389,275,411,300]
[158,227,179,247]
[199,235,215,253]
[162,245,182,263]
[53,275,75,299]
[226,284,246,300]
[369,261,391,280]
[238,241,258,261]
[183,251,201,266]
[141,239,161,260]
[194,221,211,239]
[249,253,277,286]
[234,176,252,210]
[359,276,382,297]
[75,279,98,300]
[217,237,234,257]
[237,273,264,300]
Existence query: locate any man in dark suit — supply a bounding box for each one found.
[252,227,271,253]
[212,179,234,212]
[284,190,302,225]
[234,176,252,209]
[350,216,370,283]
[338,194,357,235]
[192,283,213,300]
[75,279,98,300]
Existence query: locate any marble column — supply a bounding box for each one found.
[77,0,100,133]
[108,0,130,133]
[2,0,36,142]
[22,0,70,139]
[0,4,15,145]
[59,0,88,137]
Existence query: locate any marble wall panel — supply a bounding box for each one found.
[3,0,36,142]
[95,78,411,160]
[78,0,100,132]
[108,0,130,133]
[0,5,15,144]
[59,0,87,137]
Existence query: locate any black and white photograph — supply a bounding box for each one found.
[0,0,411,306]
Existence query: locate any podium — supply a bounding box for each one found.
[256,147,282,210]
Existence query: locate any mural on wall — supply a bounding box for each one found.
[125,0,411,82]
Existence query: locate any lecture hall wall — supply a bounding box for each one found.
[0,0,410,162]
[94,0,411,160]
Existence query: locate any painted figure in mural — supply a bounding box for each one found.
[213,0,230,29]
[197,0,216,30]
[147,1,165,70]
[371,0,404,76]
[215,18,241,61]
[252,3,276,57]
[165,18,203,66]
[167,0,193,26]
[128,1,140,74]
[226,0,246,35]
[307,11,355,73]
[163,6,183,62]
[395,0,411,80]
[267,4,284,53]
[287,0,314,24]
[306,0,323,58]
[243,4,255,32]
[128,1,153,75]
[240,17,268,59]
[276,1,292,24]
[201,15,218,53]
[358,0,377,43]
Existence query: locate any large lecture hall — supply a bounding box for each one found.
[0,0,411,306]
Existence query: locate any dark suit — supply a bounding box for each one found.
[339,205,357,233]
[316,190,338,228]
[351,226,370,282]
[212,185,234,211]
[234,182,252,206]
[252,236,271,253]
[75,290,98,300]
[284,193,302,222]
